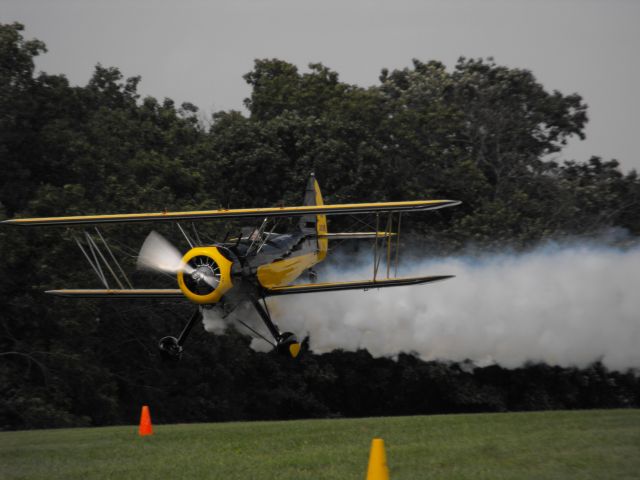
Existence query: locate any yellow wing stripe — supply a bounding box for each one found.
[46,289,184,298]
[3,200,460,226]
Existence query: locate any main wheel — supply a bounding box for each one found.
[276,332,301,358]
[158,336,183,362]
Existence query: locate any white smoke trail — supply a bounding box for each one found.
[201,308,228,335]
[269,243,640,370]
[202,302,274,352]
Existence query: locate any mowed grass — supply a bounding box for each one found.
[1,409,639,480]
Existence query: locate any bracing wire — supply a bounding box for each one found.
[237,319,276,347]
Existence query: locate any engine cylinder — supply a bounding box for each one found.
[177,246,233,304]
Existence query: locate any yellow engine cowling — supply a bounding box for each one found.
[177,246,233,304]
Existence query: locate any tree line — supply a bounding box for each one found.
[1,22,638,429]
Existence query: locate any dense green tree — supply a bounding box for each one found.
[0,22,47,215]
[0,22,638,429]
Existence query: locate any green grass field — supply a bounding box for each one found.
[1,409,639,479]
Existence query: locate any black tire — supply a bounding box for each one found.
[158,336,183,362]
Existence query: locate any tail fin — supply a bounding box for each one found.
[299,173,328,261]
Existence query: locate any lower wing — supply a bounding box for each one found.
[46,276,453,299]
[264,275,453,296]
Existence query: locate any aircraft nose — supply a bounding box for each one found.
[177,246,234,304]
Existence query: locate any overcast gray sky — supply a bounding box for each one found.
[3,0,639,171]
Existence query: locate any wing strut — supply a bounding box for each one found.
[394,213,402,277]
[176,222,195,248]
[93,228,134,289]
[72,228,134,290]
[372,212,403,281]
[74,234,109,289]
[373,214,380,281]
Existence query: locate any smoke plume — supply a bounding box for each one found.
[268,243,640,370]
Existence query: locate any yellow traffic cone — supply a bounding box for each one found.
[366,438,389,480]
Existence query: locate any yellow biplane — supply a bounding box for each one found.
[3,174,460,360]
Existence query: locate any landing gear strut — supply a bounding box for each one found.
[158,307,202,361]
[250,296,301,358]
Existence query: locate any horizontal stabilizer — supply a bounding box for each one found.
[264,275,453,296]
[46,289,184,299]
[3,200,460,227]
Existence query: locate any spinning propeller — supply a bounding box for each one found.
[137,230,193,275]
[137,231,219,289]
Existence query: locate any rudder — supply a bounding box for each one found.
[299,173,328,261]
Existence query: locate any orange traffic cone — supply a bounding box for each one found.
[138,405,153,436]
[366,438,389,480]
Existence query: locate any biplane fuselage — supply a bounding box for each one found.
[239,176,327,290]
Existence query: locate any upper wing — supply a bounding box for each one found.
[2,200,460,227]
[264,275,453,296]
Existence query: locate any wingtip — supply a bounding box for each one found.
[1,218,35,226]
[428,274,455,282]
